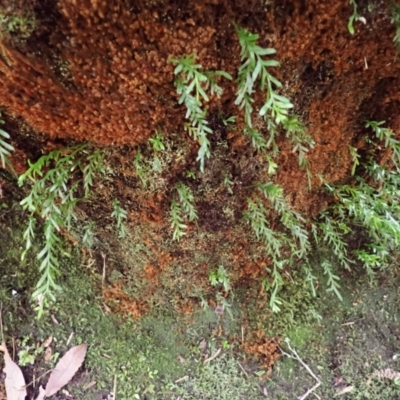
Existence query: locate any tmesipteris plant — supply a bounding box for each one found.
[170,54,232,172]
[313,120,400,290]
[244,182,311,311]
[170,181,198,240]
[235,26,314,177]
[111,199,128,239]
[18,144,105,316]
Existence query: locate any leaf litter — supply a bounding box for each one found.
[0,335,87,400]
[0,342,27,400]
[39,343,88,398]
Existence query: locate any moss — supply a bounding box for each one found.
[170,352,262,400]
[267,269,400,399]
[0,212,261,399]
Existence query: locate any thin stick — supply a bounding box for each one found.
[23,369,53,388]
[66,332,74,346]
[113,374,117,400]
[203,348,221,364]
[101,253,106,288]
[237,360,249,378]
[0,303,4,343]
[279,339,321,400]
[174,375,189,384]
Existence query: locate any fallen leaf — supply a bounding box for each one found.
[0,342,27,400]
[41,336,53,348]
[44,347,52,363]
[45,344,88,397]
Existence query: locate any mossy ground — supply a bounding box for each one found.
[1,201,400,399]
[268,271,400,399]
[0,204,265,399]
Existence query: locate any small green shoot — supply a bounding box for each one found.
[223,175,234,194]
[170,182,198,240]
[209,265,231,292]
[133,149,146,186]
[349,146,360,175]
[149,130,165,152]
[221,115,236,126]
[348,0,360,34]
[111,199,128,239]
[186,170,196,179]
[170,54,232,172]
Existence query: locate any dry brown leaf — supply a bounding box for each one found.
[45,344,88,397]
[41,336,53,348]
[0,342,27,400]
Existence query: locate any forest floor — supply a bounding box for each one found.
[0,205,400,400]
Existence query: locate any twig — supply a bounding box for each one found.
[0,303,4,343]
[23,369,53,388]
[237,360,249,378]
[113,375,117,400]
[102,253,106,288]
[203,348,221,364]
[279,338,321,400]
[66,332,74,346]
[174,375,189,384]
